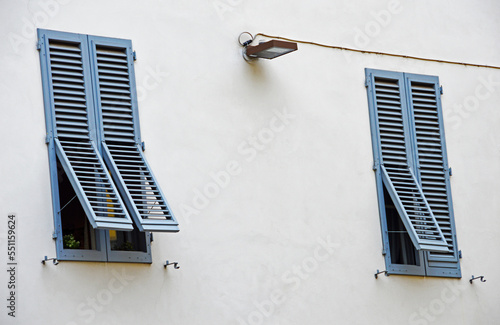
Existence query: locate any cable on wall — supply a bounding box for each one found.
[254,33,500,70]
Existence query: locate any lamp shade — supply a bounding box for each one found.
[245,40,298,59]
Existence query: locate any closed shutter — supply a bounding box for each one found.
[406,74,461,277]
[88,36,179,232]
[367,70,449,253]
[39,30,133,231]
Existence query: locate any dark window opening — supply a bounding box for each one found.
[383,185,420,266]
[57,158,99,250]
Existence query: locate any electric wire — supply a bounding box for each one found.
[253,33,500,70]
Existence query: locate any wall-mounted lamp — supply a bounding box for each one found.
[239,32,298,61]
[246,40,298,59]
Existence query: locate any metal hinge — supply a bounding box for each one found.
[52,232,58,239]
[440,86,444,95]
[133,51,137,61]
[36,40,42,51]
[449,167,452,176]
[458,250,462,259]
[45,135,50,144]
[141,141,146,151]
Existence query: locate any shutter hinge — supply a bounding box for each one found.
[365,78,370,88]
[36,40,42,51]
[440,86,444,95]
[448,167,452,176]
[150,233,154,243]
[133,51,137,61]
[45,134,50,144]
[52,232,58,239]
[458,250,462,259]
[141,141,146,151]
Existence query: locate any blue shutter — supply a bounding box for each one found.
[366,69,449,253]
[38,30,133,231]
[88,36,179,232]
[405,73,461,277]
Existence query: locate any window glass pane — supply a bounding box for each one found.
[110,226,147,252]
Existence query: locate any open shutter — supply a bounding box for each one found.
[88,36,179,232]
[406,74,461,277]
[38,30,133,231]
[367,70,449,253]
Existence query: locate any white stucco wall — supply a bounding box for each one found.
[1,0,499,324]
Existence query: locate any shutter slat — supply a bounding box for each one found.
[97,56,128,64]
[96,49,127,57]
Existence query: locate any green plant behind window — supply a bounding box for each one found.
[63,234,80,249]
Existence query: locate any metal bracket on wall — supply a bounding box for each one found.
[42,256,59,265]
[164,260,180,269]
[374,269,388,279]
[470,275,486,284]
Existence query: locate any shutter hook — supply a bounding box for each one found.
[374,269,388,279]
[164,260,180,269]
[470,275,486,284]
[42,256,59,265]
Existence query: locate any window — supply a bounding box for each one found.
[365,69,461,278]
[38,29,179,263]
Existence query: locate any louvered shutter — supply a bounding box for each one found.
[88,36,179,232]
[38,30,133,231]
[405,74,461,277]
[367,70,449,253]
